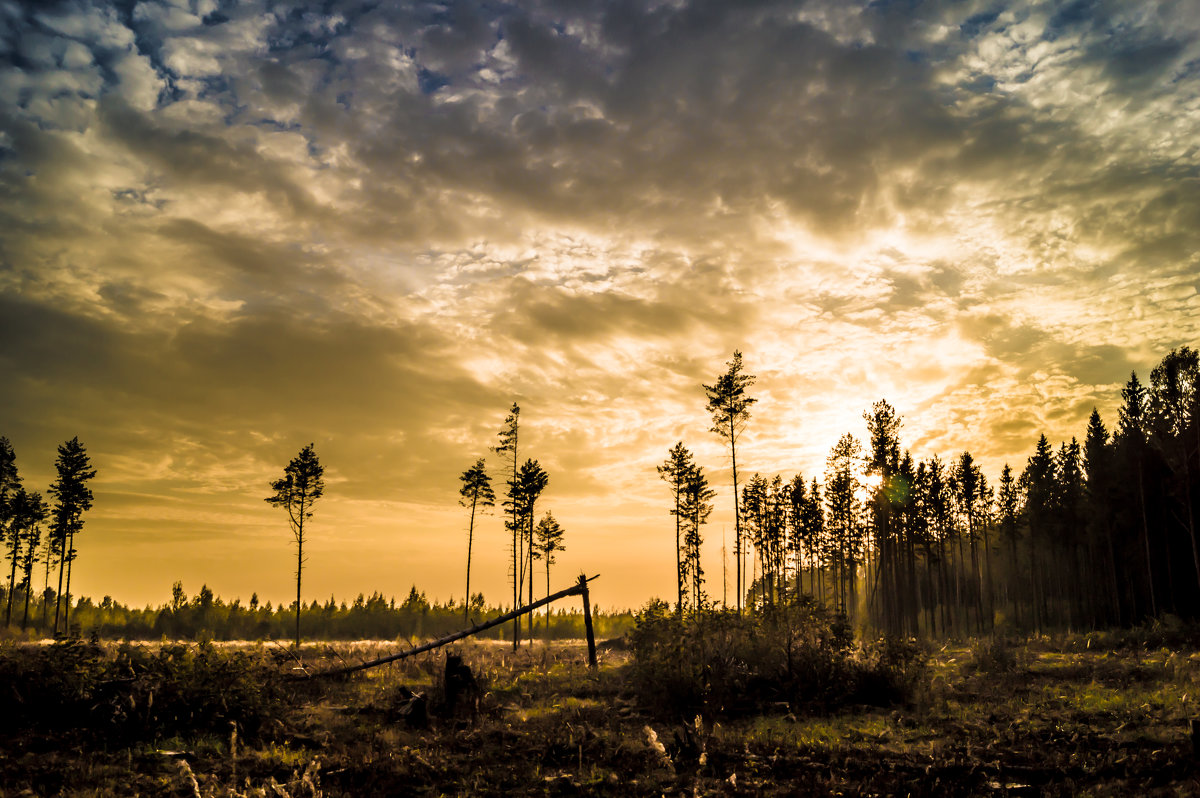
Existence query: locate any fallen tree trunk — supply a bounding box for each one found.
[301,574,600,679]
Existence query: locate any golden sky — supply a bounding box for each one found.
[2,0,1198,610]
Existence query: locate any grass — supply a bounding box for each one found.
[2,634,1200,795]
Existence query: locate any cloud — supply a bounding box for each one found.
[2,0,1198,607]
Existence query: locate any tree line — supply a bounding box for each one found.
[663,346,1200,635]
[0,581,635,642]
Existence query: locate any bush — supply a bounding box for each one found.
[628,598,926,719]
[0,639,292,746]
[967,636,1025,674]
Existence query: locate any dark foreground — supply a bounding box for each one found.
[1,636,1198,796]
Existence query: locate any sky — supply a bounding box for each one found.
[2,0,1199,612]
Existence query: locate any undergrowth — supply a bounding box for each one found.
[0,639,293,746]
[628,598,927,719]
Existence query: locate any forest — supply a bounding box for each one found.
[663,345,1200,636]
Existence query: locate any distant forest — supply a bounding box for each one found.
[0,582,635,642]
[676,345,1200,636]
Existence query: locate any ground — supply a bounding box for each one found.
[2,635,1199,796]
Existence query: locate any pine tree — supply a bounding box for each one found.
[703,351,756,611]
[740,473,768,607]
[48,437,95,637]
[265,443,324,649]
[680,463,715,612]
[5,487,33,626]
[864,401,903,633]
[493,403,522,646]
[803,478,826,605]
[0,437,20,626]
[1148,347,1200,592]
[534,511,566,618]
[658,443,697,613]
[952,452,988,633]
[786,474,809,599]
[459,458,495,622]
[825,433,862,617]
[514,458,548,640]
[1116,372,1156,618]
[16,490,46,630]
[1020,435,1055,631]
[1083,408,1122,625]
[996,463,1021,627]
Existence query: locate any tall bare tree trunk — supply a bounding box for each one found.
[295,516,303,650]
[63,529,76,637]
[465,492,477,624]
[53,534,65,637]
[730,416,741,613]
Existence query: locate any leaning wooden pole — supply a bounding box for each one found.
[302,575,601,679]
[578,573,597,669]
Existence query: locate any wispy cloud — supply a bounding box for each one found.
[2,0,1196,607]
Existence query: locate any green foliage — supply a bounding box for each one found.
[0,639,290,745]
[629,598,927,719]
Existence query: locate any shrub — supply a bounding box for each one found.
[0,639,292,746]
[967,636,1025,674]
[628,598,926,719]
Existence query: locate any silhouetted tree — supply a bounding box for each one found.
[952,451,990,633]
[825,433,862,616]
[741,473,768,606]
[459,458,495,622]
[1020,435,1055,632]
[493,403,521,646]
[5,487,42,626]
[1148,347,1200,591]
[800,478,826,603]
[1116,371,1157,617]
[703,351,756,612]
[1083,409,1121,626]
[658,442,696,613]
[0,438,20,626]
[786,474,808,598]
[514,458,549,640]
[48,437,95,636]
[534,511,565,616]
[996,463,1021,627]
[864,401,905,634]
[680,462,715,612]
[922,456,954,634]
[265,443,324,649]
[16,489,46,630]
